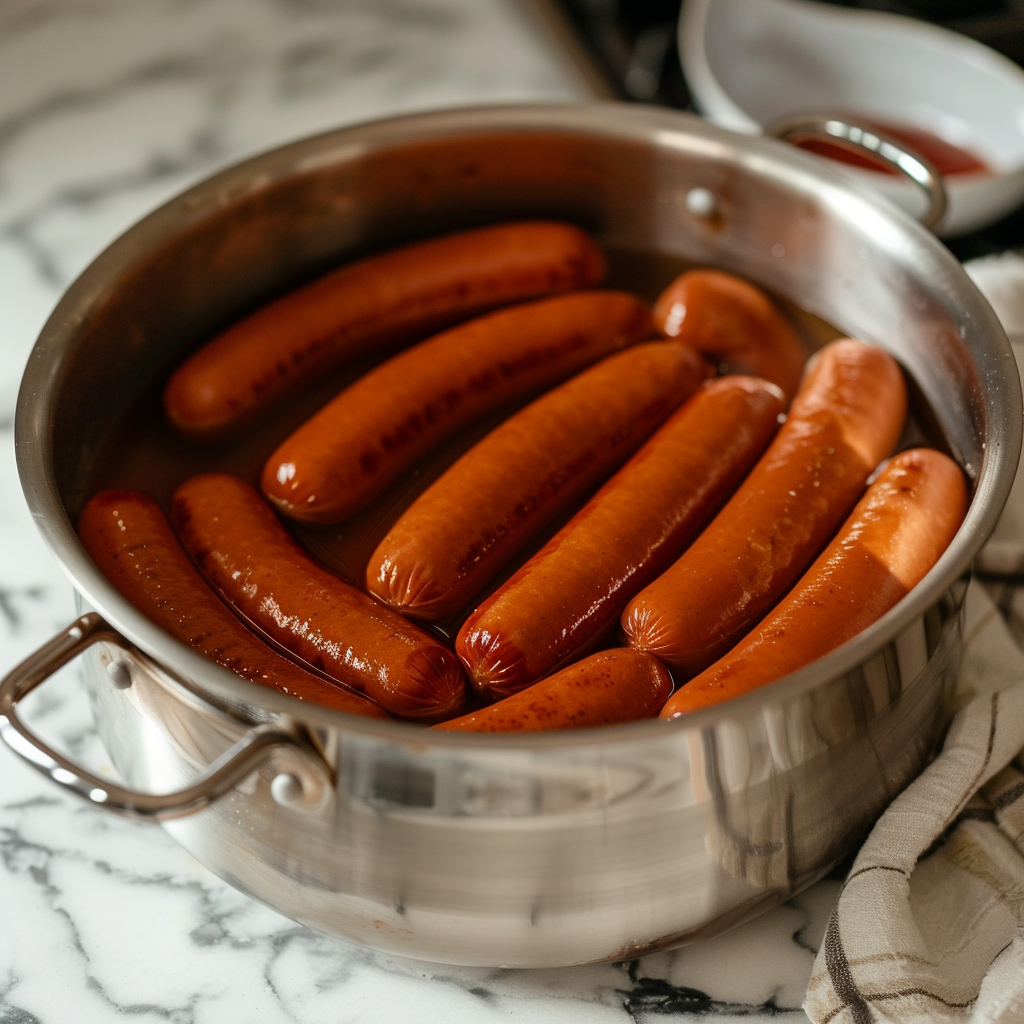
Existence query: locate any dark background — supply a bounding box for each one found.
[551,0,1024,260]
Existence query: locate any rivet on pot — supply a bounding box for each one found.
[685,186,718,218]
[270,772,305,807]
[107,660,132,690]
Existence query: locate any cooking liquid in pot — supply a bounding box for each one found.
[85,245,939,686]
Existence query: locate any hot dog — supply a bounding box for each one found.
[366,341,711,622]
[432,649,672,732]
[262,290,654,525]
[77,490,389,719]
[171,474,467,721]
[164,221,607,440]
[622,338,907,676]
[654,269,807,401]
[457,376,786,700]
[659,448,967,718]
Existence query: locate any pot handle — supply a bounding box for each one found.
[765,114,948,231]
[0,613,314,822]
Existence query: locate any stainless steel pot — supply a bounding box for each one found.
[2,104,1020,968]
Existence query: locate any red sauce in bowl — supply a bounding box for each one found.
[794,117,989,177]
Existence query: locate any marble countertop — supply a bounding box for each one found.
[0,1,836,1019]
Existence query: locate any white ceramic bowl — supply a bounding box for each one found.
[679,0,1024,236]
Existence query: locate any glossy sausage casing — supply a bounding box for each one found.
[77,490,389,718]
[433,650,672,732]
[457,376,786,700]
[367,340,710,622]
[171,474,466,721]
[262,290,653,525]
[623,338,908,676]
[164,221,606,440]
[660,448,967,718]
[654,269,807,401]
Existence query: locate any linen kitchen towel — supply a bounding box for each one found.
[804,254,1024,1023]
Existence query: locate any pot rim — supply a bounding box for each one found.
[15,101,1022,748]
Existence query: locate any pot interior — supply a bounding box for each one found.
[16,103,1020,725]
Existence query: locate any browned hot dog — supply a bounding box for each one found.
[77,490,389,719]
[366,341,711,622]
[622,338,907,676]
[456,376,786,700]
[432,650,672,732]
[660,448,967,718]
[164,221,607,440]
[654,269,807,401]
[262,290,654,525]
[170,474,467,722]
